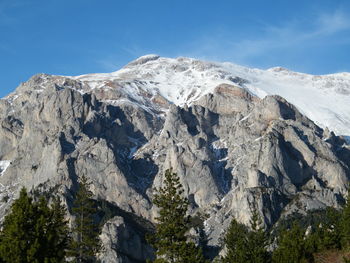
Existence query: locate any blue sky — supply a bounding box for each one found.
[1,0,350,97]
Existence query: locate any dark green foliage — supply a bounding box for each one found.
[221,207,270,263]
[48,197,71,261]
[69,176,101,263]
[272,210,331,240]
[309,207,341,251]
[341,191,350,250]
[208,186,350,261]
[272,222,314,263]
[0,187,69,263]
[247,209,271,263]
[221,218,248,263]
[147,169,206,263]
[272,207,342,257]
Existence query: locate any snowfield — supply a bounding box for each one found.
[29,55,350,138]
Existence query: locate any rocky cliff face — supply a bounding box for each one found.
[0,56,349,262]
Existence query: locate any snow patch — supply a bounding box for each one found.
[239,113,251,122]
[0,161,11,176]
[254,136,263,141]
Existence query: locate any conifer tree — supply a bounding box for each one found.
[221,207,270,263]
[69,176,101,263]
[311,207,341,251]
[0,187,69,263]
[339,187,350,263]
[148,169,206,263]
[0,188,39,262]
[272,222,313,263]
[46,197,71,262]
[341,188,350,250]
[246,208,271,263]
[221,218,248,263]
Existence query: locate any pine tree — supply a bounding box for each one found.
[46,197,71,262]
[0,188,38,262]
[272,222,313,263]
[69,176,101,263]
[341,188,350,250]
[0,187,69,263]
[247,208,271,263]
[221,207,270,263]
[221,218,248,263]
[311,207,341,251]
[148,169,206,263]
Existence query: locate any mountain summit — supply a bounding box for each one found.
[7,55,350,137]
[73,55,350,137]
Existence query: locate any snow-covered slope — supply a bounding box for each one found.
[70,55,349,137]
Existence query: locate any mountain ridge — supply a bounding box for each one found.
[6,55,349,138]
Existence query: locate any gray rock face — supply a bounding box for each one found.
[99,216,153,263]
[0,58,349,261]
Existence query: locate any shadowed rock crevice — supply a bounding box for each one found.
[97,200,154,262]
[281,139,316,188]
[205,143,232,195]
[59,132,76,154]
[129,157,159,195]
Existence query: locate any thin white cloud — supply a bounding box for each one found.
[96,47,143,72]
[122,45,147,58]
[94,9,350,73]
[316,9,350,35]
[182,9,350,66]
[96,59,119,72]
[97,45,157,72]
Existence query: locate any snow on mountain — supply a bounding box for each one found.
[2,54,342,138]
[70,55,350,138]
[0,161,10,176]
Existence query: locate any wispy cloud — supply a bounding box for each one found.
[97,45,157,72]
[316,9,350,35]
[94,8,350,73]
[96,57,124,72]
[122,45,148,58]
[182,9,350,68]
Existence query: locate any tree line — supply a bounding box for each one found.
[220,192,350,263]
[149,169,350,263]
[0,176,101,263]
[1,170,350,262]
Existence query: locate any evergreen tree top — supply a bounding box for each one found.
[148,169,207,263]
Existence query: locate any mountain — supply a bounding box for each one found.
[0,55,349,262]
[73,55,350,138]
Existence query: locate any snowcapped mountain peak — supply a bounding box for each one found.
[6,55,350,138]
[268,66,290,72]
[125,54,161,67]
[112,56,350,136]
